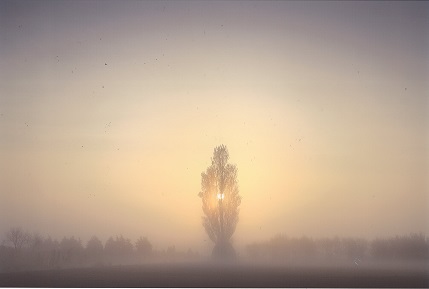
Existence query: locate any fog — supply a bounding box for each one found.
[0,0,428,285]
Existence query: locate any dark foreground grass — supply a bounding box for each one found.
[0,262,428,287]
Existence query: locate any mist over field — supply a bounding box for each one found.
[1,0,428,287]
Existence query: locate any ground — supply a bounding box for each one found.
[0,261,428,287]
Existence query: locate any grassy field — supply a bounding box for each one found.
[0,261,428,287]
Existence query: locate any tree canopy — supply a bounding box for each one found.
[198,145,241,244]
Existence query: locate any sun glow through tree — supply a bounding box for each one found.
[199,145,241,258]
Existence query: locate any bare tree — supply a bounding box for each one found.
[135,236,152,257]
[4,227,30,251]
[86,236,103,260]
[104,235,133,263]
[59,236,84,266]
[199,145,241,257]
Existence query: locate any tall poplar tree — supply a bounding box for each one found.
[199,145,241,257]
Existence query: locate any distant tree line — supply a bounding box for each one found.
[0,227,198,272]
[246,233,429,263]
[3,226,427,272]
[371,234,429,260]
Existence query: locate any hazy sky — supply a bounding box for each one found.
[1,1,428,254]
